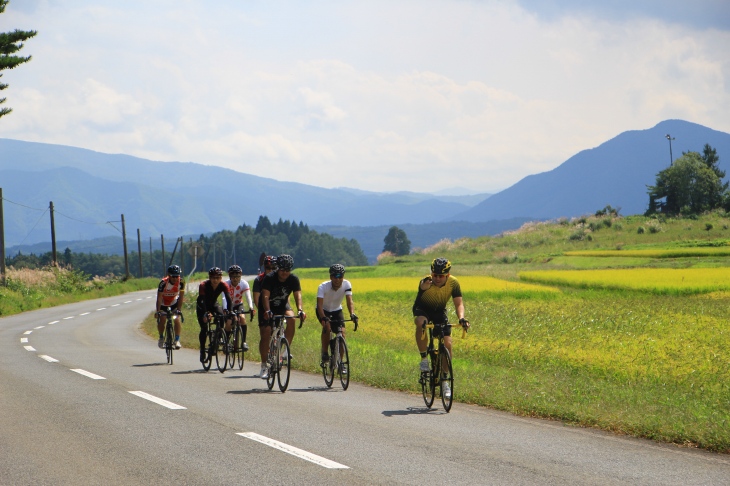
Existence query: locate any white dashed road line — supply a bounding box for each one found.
[80,312,90,316]
[111,304,120,307]
[97,308,106,311]
[23,331,32,335]
[71,369,106,380]
[128,391,186,410]
[237,432,349,469]
[63,316,74,320]
[48,320,59,325]
[34,325,45,329]
[39,355,59,363]
[24,346,36,351]
[20,338,28,343]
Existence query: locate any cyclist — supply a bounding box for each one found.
[196,267,233,364]
[253,254,277,377]
[155,264,185,349]
[413,257,469,399]
[222,264,254,352]
[316,263,358,368]
[259,254,307,379]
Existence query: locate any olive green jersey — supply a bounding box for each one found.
[413,275,462,317]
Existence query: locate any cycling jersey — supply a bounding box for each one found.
[196,280,233,315]
[261,272,301,312]
[317,279,352,312]
[157,276,185,307]
[412,275,462,324]
[223,279,253,309]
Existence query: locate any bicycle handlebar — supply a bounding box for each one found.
[420,321,468,339]
[321,317,358,331]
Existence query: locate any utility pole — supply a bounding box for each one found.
[137,228,143,278]
[161,234,166,277]
[0,188,6,286]
[50,201,57,266]
[665,134,675,165]
[121,214,130,279]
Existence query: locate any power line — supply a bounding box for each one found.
[1,197,45,212]
[17,209,49,246]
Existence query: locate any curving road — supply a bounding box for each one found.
[1,290,728,485]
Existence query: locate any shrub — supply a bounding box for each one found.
[706,223,714,231]
[637,226,645,234]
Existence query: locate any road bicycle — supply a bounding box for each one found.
[419,322,466,412]
[201,313,229,373]
[321,317,358,390]
[264,314,302,392]
[159,309,180,365]
[229,308,254,371]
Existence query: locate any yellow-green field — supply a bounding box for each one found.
[566,248,730,258]
[150,269,729,453]
[519,267,730,294]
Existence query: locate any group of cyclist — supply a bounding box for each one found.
[155,254,469,395]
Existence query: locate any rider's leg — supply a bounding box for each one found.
[284,310,296,346]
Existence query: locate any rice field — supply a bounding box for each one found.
[566,248,730,258]
[519,267,730,294]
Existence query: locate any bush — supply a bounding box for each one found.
[706,223,714,231]
[637,226,646,234]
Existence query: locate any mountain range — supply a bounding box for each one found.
[1,119,729,262]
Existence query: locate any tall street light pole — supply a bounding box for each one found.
[665,134,675,165]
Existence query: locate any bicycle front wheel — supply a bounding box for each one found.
[440,347,454,412]
[215,329,228,373]
[266,340,276,390]
[234,325,244,370]
[337,337,350,390]
[421,351,436,408]
[165,321,174,365]
[201,330,213,371]
[277,338,291,392]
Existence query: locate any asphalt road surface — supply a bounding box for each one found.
[1,290,728,485]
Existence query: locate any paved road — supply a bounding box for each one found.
[1,290,728,485]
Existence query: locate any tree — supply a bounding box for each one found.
[0,0,37,118]
[646,151,726,215]
[383,226,411,256]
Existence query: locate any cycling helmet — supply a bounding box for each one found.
[431,257,451,275]
[276,254,294,271]
[228,264,243,275]
[329,263,345,277]
[167,264,182,276]
[264,255,277,269]
[208,266,223,277]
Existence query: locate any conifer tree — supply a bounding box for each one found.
[0,0,37,118]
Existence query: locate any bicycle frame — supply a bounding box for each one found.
[419,321,462,412]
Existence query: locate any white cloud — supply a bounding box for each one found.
[1,0,728,193]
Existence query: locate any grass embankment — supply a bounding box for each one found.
[0,266,158,317]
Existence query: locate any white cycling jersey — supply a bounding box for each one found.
[317,279,352,312]
[223,279,253,309]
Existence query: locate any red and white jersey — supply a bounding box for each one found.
[157,277,185,307]
[223,279,253,309]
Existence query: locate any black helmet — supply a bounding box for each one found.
[208,266,223,277]
[264,255,277,269]
[276,254,294,271]
[431,257,451,275]
[329,263,345,277]
[167,264,181,276]
[228,264,243,275]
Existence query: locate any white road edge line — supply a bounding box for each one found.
[24,346,36,351]
[128,391,186,410]
[39,355,59,363]
[71,369,106,380]
[237,432,349,469]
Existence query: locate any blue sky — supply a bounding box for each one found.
[2,0,728,194]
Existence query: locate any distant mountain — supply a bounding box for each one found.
[452,120,730,221]
[0,138,489,247]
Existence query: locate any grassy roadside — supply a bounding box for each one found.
[0,267,158,317]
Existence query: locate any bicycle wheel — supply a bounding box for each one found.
[322,351,334,388]
[277,338,291,392]
[421,350,436,408]
[202,330,213,372]
[165,321,174,365]
[234,325,245,370]
[215,329,228,373]
[227,328,235,370]
[266,339,276,390]
[440,347,454,412]
[337,337,350,390]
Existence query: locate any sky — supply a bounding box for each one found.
[1,0,729,195]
